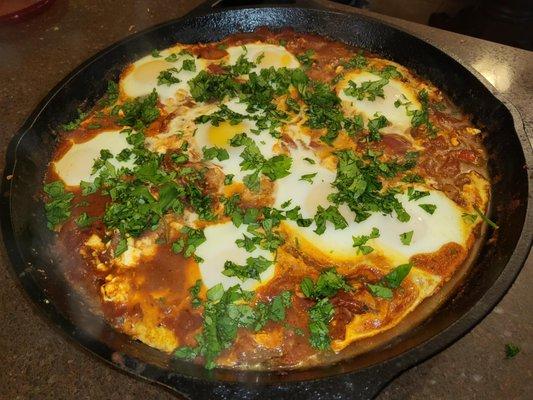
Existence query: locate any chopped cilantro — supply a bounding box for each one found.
[473,205,499,229]
[75,212,96,229]
[189,279,202,308]
[202,146,229,161]
[60,108,88,131]
[297,49,315,69]
[376,65,402,79]
[223,174,234,185]
[407,187,430,201]
[352,227,380,255]
[344,78,388,101]
[367,114,389,141]
[113,89,160,130]
[43,181,74,230]
[313,205,348,235]
[308,298,334,350]
[505,343,520,359]
[115,237,128,257]
[409,89,438,137]
[188,70,238,102]
[157,67,181,86]
[182,58,196,72]
[299,172,317,184]
[342,53,367,69]
[419,203,437,214]
[367,263,412,299]
[300,269,351,299]
[399,230,413,245]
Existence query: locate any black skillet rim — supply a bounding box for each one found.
[1,4,532,397]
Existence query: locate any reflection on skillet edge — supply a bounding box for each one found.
[43,28,492,370]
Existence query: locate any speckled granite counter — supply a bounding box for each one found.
[0,1,531,399]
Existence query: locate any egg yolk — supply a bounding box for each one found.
[207,121,247,148]
[132,60,173,83]
[259,51,294,69]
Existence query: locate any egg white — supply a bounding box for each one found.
[337,70,421,136]
[193,99,279,182]
[194,221,276,291]
[226,43,300,73]
[54,130,134,186]
[120,47,205,105]
[274,145,468,264]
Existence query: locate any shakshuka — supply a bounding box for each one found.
[44,28,491,370]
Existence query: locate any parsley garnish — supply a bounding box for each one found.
[223,174,234,185]
[409,89,438,137]
[157,68,181,86]
[367,114,389,141]
[505,343,520,359]
[407,187,430,201]
[188,70,238,102]
[308,298,334,350]
[189,279,202,308]
[113,89,160,130]
[367,263,412,299]
[352,227,380,255]
[300,269,351,350]
[400,230,413,245]
[223,256,272,281]
[174,285,292,369]
[43,181,74,230]
[172,227,206,260]
[300,269,352,299]
[115,237,128,257]
[376,65,402,79]
[328,149,411,223]
[419,203,437,214]
[182,58,196,72]
[313,205,348,235]
[297,49,315,69]
[473,205,498,229]
[344,78,388,101]
[202,146,229,161]
[60,108,88,131]
[299,172,317,184]
[342,53,367,69]
[75,212,96,229]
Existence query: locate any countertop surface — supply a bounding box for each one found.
[0,1,531,399]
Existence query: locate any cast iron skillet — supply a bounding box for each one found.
[1,4,531,400]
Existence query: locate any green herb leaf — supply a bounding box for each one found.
[419,203,437,214]
[43,181,74,230]
[352,227,380,255]
[505,343,520,359]
[75,212,96,229]
[308,298,334,350]
[367,283,393,299]
[299,172,317,184]
[367,114,389,141]
[189,279,202,308]
[202,146,230,161]
[313,205,348,235]
[115,237,128,257]
[407,187,429,201]
[157,67,181,86]
[223,256,272,281]
[474,205,499,229]
[400,230,413,245]
[344,78,388,101]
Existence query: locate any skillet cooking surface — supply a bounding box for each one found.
[1,5,531,400]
